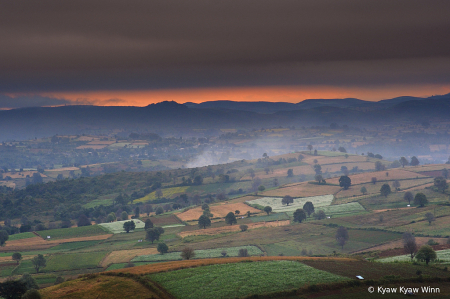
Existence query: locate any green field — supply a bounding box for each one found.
[247,195,334,213]
[150,260,350,299]
[99,219,145,234]
[7,232,36,241]
[132,246,263,262]
[250,212,290,223]
[378,248,450,263]
[135,186,189,203]
[319,202,366,215]
[46,251,107,271]
[37,225,109,240]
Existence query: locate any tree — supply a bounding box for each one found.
[414,193,428,207]
[0,280,28,299]
[425,212,435,225]
[335,226,349,250]
[121,211,129,221]
[410,156,420,166]
[314,149,318,156]
[12,252,22,265]
[248,168,255,180]
[155,188,163,199]
[308,144,313,153]
[415,245,437,265]
[235,210,240,215]
[303,201,315,217]
[157,243,169,254]
[155,206,164,215]
[392,180,401,191]
[339,176,351,190]
[338,147,346,153]
[180,247,195,260]
[123,221,136,233]
[201,203,209,210]
[31,254,46,273]
[403,191,414,205]
[20,273,38,290]
[313,210,326,220]
[144,204,153,216]
[193,175,203,185]
[399,157,408,168]
[258,185,265,193]
[106,212,116,222]
[282,195,294,206]
[360,186,367,195]
[239,224,248,232]
[225,212,237,225]
[287,169,294,177]
[442,168,449,179]
[22,289,42,299]
[145,218,153,230]
[264,206,272,215]
[375,161,385,171]
[264,167,270,174]
[146,228,162,243]
[293,209,307,223]
[238,248,249,257]
[0,230,8,246]
[315,174,324,184]
[341,166,349,175]
[273,178,279,187]
[198,215,211,229]
[403,232,417,260]
[313,164,322,175]
[380,184,391,197]
[77,214,91,227]
[134,207,140,218]
[371,177,377,184]
[434,176,448,193]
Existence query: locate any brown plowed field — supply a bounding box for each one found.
[177,203,261,221]
[327,169,427,185]
[354,237,448,254]
[261,182,341,197]
[177,220,290,238]
[1,234,112,252]
[111,256,357,275]
[101,248,159,267]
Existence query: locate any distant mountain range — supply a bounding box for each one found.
[184,93,450,113]
[0,94,449,141]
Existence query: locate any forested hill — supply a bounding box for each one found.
[0,96,450,141]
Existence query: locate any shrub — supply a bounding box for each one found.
[238,248,249,257]
[239,225,248,232]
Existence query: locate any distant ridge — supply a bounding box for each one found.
[0,94,449,141]
[184,94,449,113]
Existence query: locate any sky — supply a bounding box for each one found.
[1,0,450,108]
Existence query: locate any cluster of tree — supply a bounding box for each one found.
[403,232,437,265]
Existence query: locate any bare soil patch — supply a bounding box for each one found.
[101,248,159,267]
[177,220,290,238]
[177,202,261,222]
[354,237,449,254]
[261,182,341,197]
[328,169,427,185]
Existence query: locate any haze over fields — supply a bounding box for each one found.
[1,1,450,299]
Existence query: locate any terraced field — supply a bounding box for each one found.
[247,195,334,212]
[132,245,263,262]
[135,186,190,203]
[261,182,341,197]
[149,260,350,299]
[177,202,261,221]
[99,219,145,234]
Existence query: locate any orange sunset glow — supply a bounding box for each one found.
[33,85,450,107]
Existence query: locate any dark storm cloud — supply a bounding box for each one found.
[1,0,450,92]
